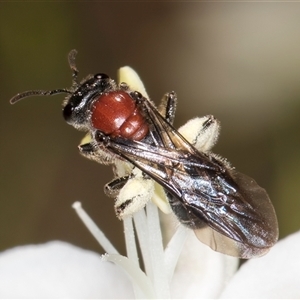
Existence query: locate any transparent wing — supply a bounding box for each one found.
[193,171,278,258]
[100,97,278,258]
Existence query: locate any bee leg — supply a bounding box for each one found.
[104,176,130,198]
[114,167,154,219]
[178,115,221,152]
[79,137,155,219]
[157,93,220,152]
[78,137,116,165]
[157,91,177,125]
[78,142,97,160]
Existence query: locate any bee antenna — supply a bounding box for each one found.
[10,49,80,105]
[68,49,79,88]
[9,89,72,104]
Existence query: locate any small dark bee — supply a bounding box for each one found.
[10,50,278,258]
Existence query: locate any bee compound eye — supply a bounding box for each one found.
[63,103,74,121]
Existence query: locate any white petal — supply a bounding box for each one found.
[0,241,134,299]
[220,230,300,299]
[171,229,239,299]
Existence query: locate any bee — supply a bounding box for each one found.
[10,50,278,258]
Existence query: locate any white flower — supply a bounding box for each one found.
[2,65,295,299]
[220,229,300,299]
[0,229,299,298]
[0,241,134,298]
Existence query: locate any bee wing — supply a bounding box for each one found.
[193,170,278,258]
[106,137,278,258]
[102,97,278,258]
[139,97,278,257]
[194,223,269,259]
[105,138,204,197]
[140,95,198,153]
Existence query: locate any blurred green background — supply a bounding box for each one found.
[1,2,300,255]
